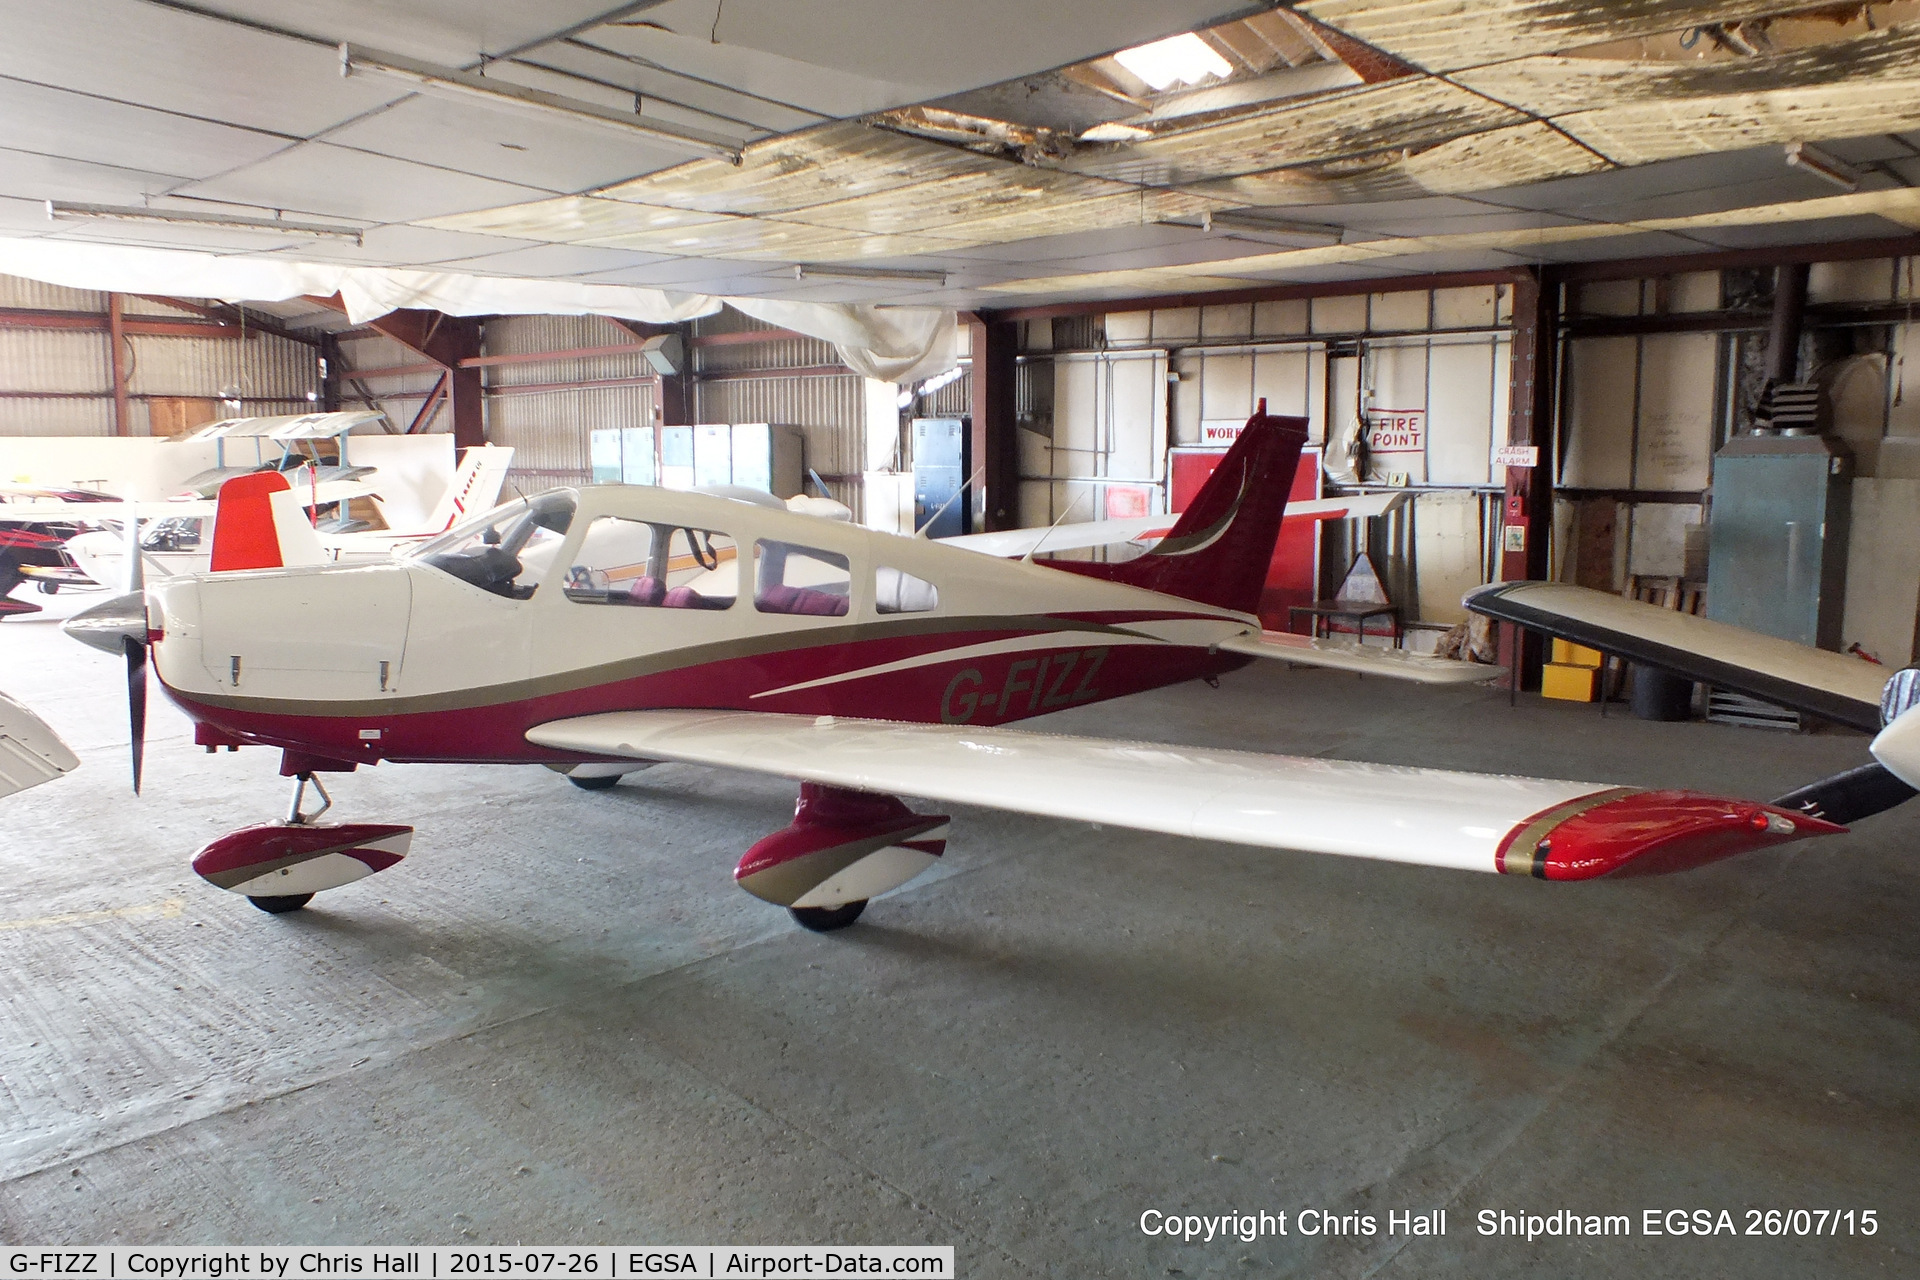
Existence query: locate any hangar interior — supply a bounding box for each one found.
[3,1,1920,1273]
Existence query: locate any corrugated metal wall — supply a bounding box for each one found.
[0,279,320,438]
[691,310,868,513]
[334,333,435,435]
[484,315,657,491]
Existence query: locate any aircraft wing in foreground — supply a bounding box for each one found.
[1465,579,1920,826]
[0,691,79,801]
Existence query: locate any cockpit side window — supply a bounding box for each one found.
[754,540,851,617]
[416,489,576,600]
[563,517,736,609]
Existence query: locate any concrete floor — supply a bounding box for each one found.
[1,584,1915,1277]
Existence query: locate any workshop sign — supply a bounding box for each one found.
[1365,408,1425,455]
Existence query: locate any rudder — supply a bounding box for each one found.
[1044,401,1307,614]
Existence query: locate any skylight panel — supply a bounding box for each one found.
[1112,32,1232,92]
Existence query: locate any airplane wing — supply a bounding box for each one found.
[1216,630,1498,684]
[1466,581,1889,732]
[0,691,80,801]
[525,709,1834,880]
[0,481,374,522]
[942,492,1409,559]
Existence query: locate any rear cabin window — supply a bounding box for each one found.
[753,540,851,617]
[564,516,736,609]
[875,567,939,614]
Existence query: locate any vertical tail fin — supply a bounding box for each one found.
[210,472,327,571]
[425,445,514,533]
[1046,402,1308,613]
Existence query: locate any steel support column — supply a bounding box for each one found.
[106,293,130,437]
[968,317,1018,533]
[1499,269,1558,688]
[303,297,485,448]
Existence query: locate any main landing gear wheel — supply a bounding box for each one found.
[249,893,313,914]
[789,900,867,932]
[569,772,621,791]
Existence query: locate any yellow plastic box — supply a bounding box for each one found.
[1550,638,1604,668]
[1541,661,1600,702]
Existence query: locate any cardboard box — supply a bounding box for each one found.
[1542,661,1600,702]
[1551,638,1604,668]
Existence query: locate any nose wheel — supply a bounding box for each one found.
[250,893,314,914]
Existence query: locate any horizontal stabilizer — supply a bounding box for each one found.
[1217,630,1499,684]
[943,492,1409,559]
[526,710,1833,878]
[1466,581,1888,731]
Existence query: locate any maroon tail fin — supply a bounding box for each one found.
[1047,402,1308,613]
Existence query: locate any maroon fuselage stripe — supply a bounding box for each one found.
[166,613,1252,766]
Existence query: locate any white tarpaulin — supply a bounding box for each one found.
[0,237,957,386]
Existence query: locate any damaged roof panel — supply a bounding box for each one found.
[1293,1,1830,73]
[1061,77,1530,186]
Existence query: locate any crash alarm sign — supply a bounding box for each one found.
[1365,409,1425,455]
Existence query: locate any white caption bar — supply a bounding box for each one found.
[2,1249,955,1279]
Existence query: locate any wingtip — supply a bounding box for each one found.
[1498,789,1844,880]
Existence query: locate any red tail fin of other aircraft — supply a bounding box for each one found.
[210,472,327,571]
[1045,402,1308,615]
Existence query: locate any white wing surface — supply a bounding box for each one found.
[1466,581,1888,730]
[0,692,80,801]
[526,710,1832,879]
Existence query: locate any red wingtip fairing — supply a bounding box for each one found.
[1043,400,1309,614]
[209,471,293,571]
[1498,789,1846,880]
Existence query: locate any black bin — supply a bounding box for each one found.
[1630,666,1693,721]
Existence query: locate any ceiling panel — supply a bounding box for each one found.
[1296,0,1806,74]
[245,223,545,266]
[176,143,553,224]
[596,123,993,216]
[630,0,1261,100]
[0,0,400,137]
[427,243,680,277]
[320,96,703,195]
[0,78,293,181]
[1669,214,1920,250]
[1063,78,1528,187]
[0,147,186,206]
[527,38,833,135]
[423,195,731,243]
[167,0,622,64]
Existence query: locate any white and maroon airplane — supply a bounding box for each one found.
[63,406,1841,930]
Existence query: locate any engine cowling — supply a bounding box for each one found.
[735,784,948,909]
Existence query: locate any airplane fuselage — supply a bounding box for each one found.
[146,486,1259,768]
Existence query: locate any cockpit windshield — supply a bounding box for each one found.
[412,489,576,600]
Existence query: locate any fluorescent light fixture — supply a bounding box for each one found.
[340,43,744,163]
[1113,32,1232,92]
[793,264,948,286]
[1159,209,1344,245]
[47,201,365,244]
[1785,141,1861,191]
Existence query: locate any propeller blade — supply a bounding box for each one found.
[125,636,147,795]
[122,510,144,594]
[1772,761,1916,825]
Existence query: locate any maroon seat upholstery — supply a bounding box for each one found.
[757,583,850,617]
[662,585,730,609]
[623,575,665,606]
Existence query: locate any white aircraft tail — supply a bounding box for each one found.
[424,446,514,533]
